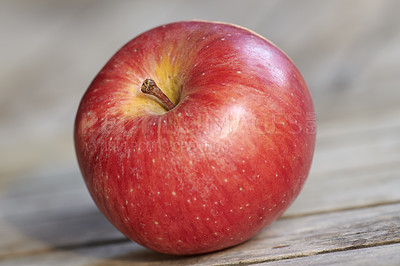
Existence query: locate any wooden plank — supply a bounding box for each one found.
[261,243,400,266]
[312,125,400,174]
[0,169,89,217]
[284,124,400,216]
[285,159,400,217]
[0,170,125,258]
[1,202,399,265]
[0,210,124,259]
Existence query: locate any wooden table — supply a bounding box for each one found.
[1,1,399,265]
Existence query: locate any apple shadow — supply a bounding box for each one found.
[1,169,125,254]
[90,244,231,266]
[92,249,190,266]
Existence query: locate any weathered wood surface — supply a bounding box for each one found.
[1,0,400,265]
[1,203,399,265]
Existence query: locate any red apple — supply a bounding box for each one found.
[74,20,316,255]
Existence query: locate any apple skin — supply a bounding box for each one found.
[74,21,316,255]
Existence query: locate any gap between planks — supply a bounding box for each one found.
[282,199,400,220]
[0,238,129,261]
[226,241,400,266]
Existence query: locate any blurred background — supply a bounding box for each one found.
[1,0,399,179]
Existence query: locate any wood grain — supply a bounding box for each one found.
[263,244,400,266]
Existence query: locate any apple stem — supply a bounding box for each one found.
[141,79,175,111]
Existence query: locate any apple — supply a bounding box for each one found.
[74,20,316,255]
